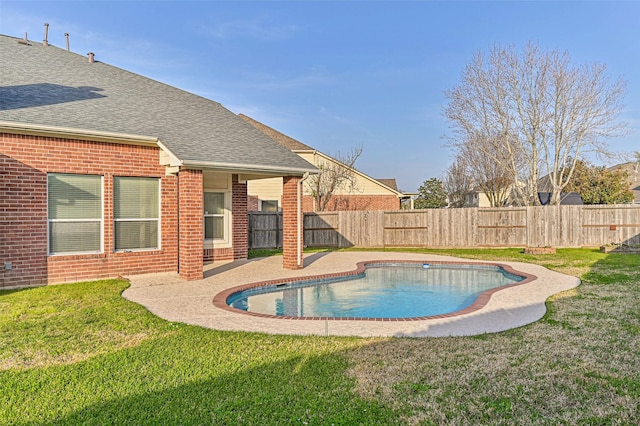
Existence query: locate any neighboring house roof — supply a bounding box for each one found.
[239,114,406,197]
[376,178,399,191]
[538,192,583,206]
[238,114,313,151]
[0,34,317,176]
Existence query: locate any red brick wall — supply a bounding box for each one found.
[232,175,248,260]
[301,196,314,212]
[247,195,260,212]
[203,247,234,263]
[0,133,179,287]
[301,194,400,212]
[178,169,203,281]
[282,176,303,269]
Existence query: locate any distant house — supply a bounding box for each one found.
[463,189,494,208]
[537,192,583,206]
[462,186,521,207]
[238,114,409,211]
[461,176,588,207]
[463,159,640,208]
[537,161,639,205]
[0,34,316,288]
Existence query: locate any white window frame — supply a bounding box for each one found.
[203,189,232,248]
[47,173,104,256]
[113,176,161,252]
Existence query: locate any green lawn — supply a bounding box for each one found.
[1,248,639,425]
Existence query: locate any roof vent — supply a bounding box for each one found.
[87,52,95,63]
[43,23,49,46]
[17,32,29,45]
[65,33,70,51]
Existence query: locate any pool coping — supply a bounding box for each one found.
[123,251,581,337]
[212,260,537,321]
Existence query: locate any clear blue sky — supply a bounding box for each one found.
[2,1,639,192]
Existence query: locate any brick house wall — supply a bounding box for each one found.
[178,169,203,281]
[301,194,400,212]
[1,132,294,287]
[282,176,303,269]
[0,133,182,287]
[247,195,260,212]
[232,175,248,260]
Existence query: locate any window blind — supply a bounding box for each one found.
[114,177,159,250]
[47,173,102,254]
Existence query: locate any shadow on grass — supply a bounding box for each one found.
[2,331,400,425]
[0,288,28,295]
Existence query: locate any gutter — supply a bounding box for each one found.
[0,121,158,146]
[180,159,319,176]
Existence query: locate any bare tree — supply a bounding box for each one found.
[444,42,627,205]
[457,133,519,207]
[304,145,363,211]
[442,157,472,208]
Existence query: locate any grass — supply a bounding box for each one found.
[1,248,639,424]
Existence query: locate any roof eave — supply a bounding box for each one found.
[0,121,159,146]
[181,159,318,176]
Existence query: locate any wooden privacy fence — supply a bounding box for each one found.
[248,205,640,249]
[248,212,283,249]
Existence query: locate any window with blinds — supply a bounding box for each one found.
[204,192,225,240]
[114,177,160,250]
[48,173,103,254]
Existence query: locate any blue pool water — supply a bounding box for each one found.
[227,263,524,319]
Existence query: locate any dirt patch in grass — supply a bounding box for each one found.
[0,331,156,371]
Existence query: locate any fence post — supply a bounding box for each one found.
[248,212,253,249]
[276,212,282,249]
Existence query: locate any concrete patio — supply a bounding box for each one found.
[122,251,580,338]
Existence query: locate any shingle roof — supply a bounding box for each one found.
[239,114,406,196]
[0,35,317,175]
[376,178,399,191]
[238,114,314,151]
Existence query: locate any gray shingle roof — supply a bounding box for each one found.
[238,114,314,151]
[376,178,399,191]
[0,35,317,175]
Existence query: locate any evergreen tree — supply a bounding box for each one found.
[565,160,634,204]
[415,178,448,209]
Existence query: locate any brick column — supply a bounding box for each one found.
[178,169,203,280]
[282,176,303,269]
[232,174,248,260]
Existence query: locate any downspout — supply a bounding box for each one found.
[297,176,302,267]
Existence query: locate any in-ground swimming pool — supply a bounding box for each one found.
[225,262,525,319]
